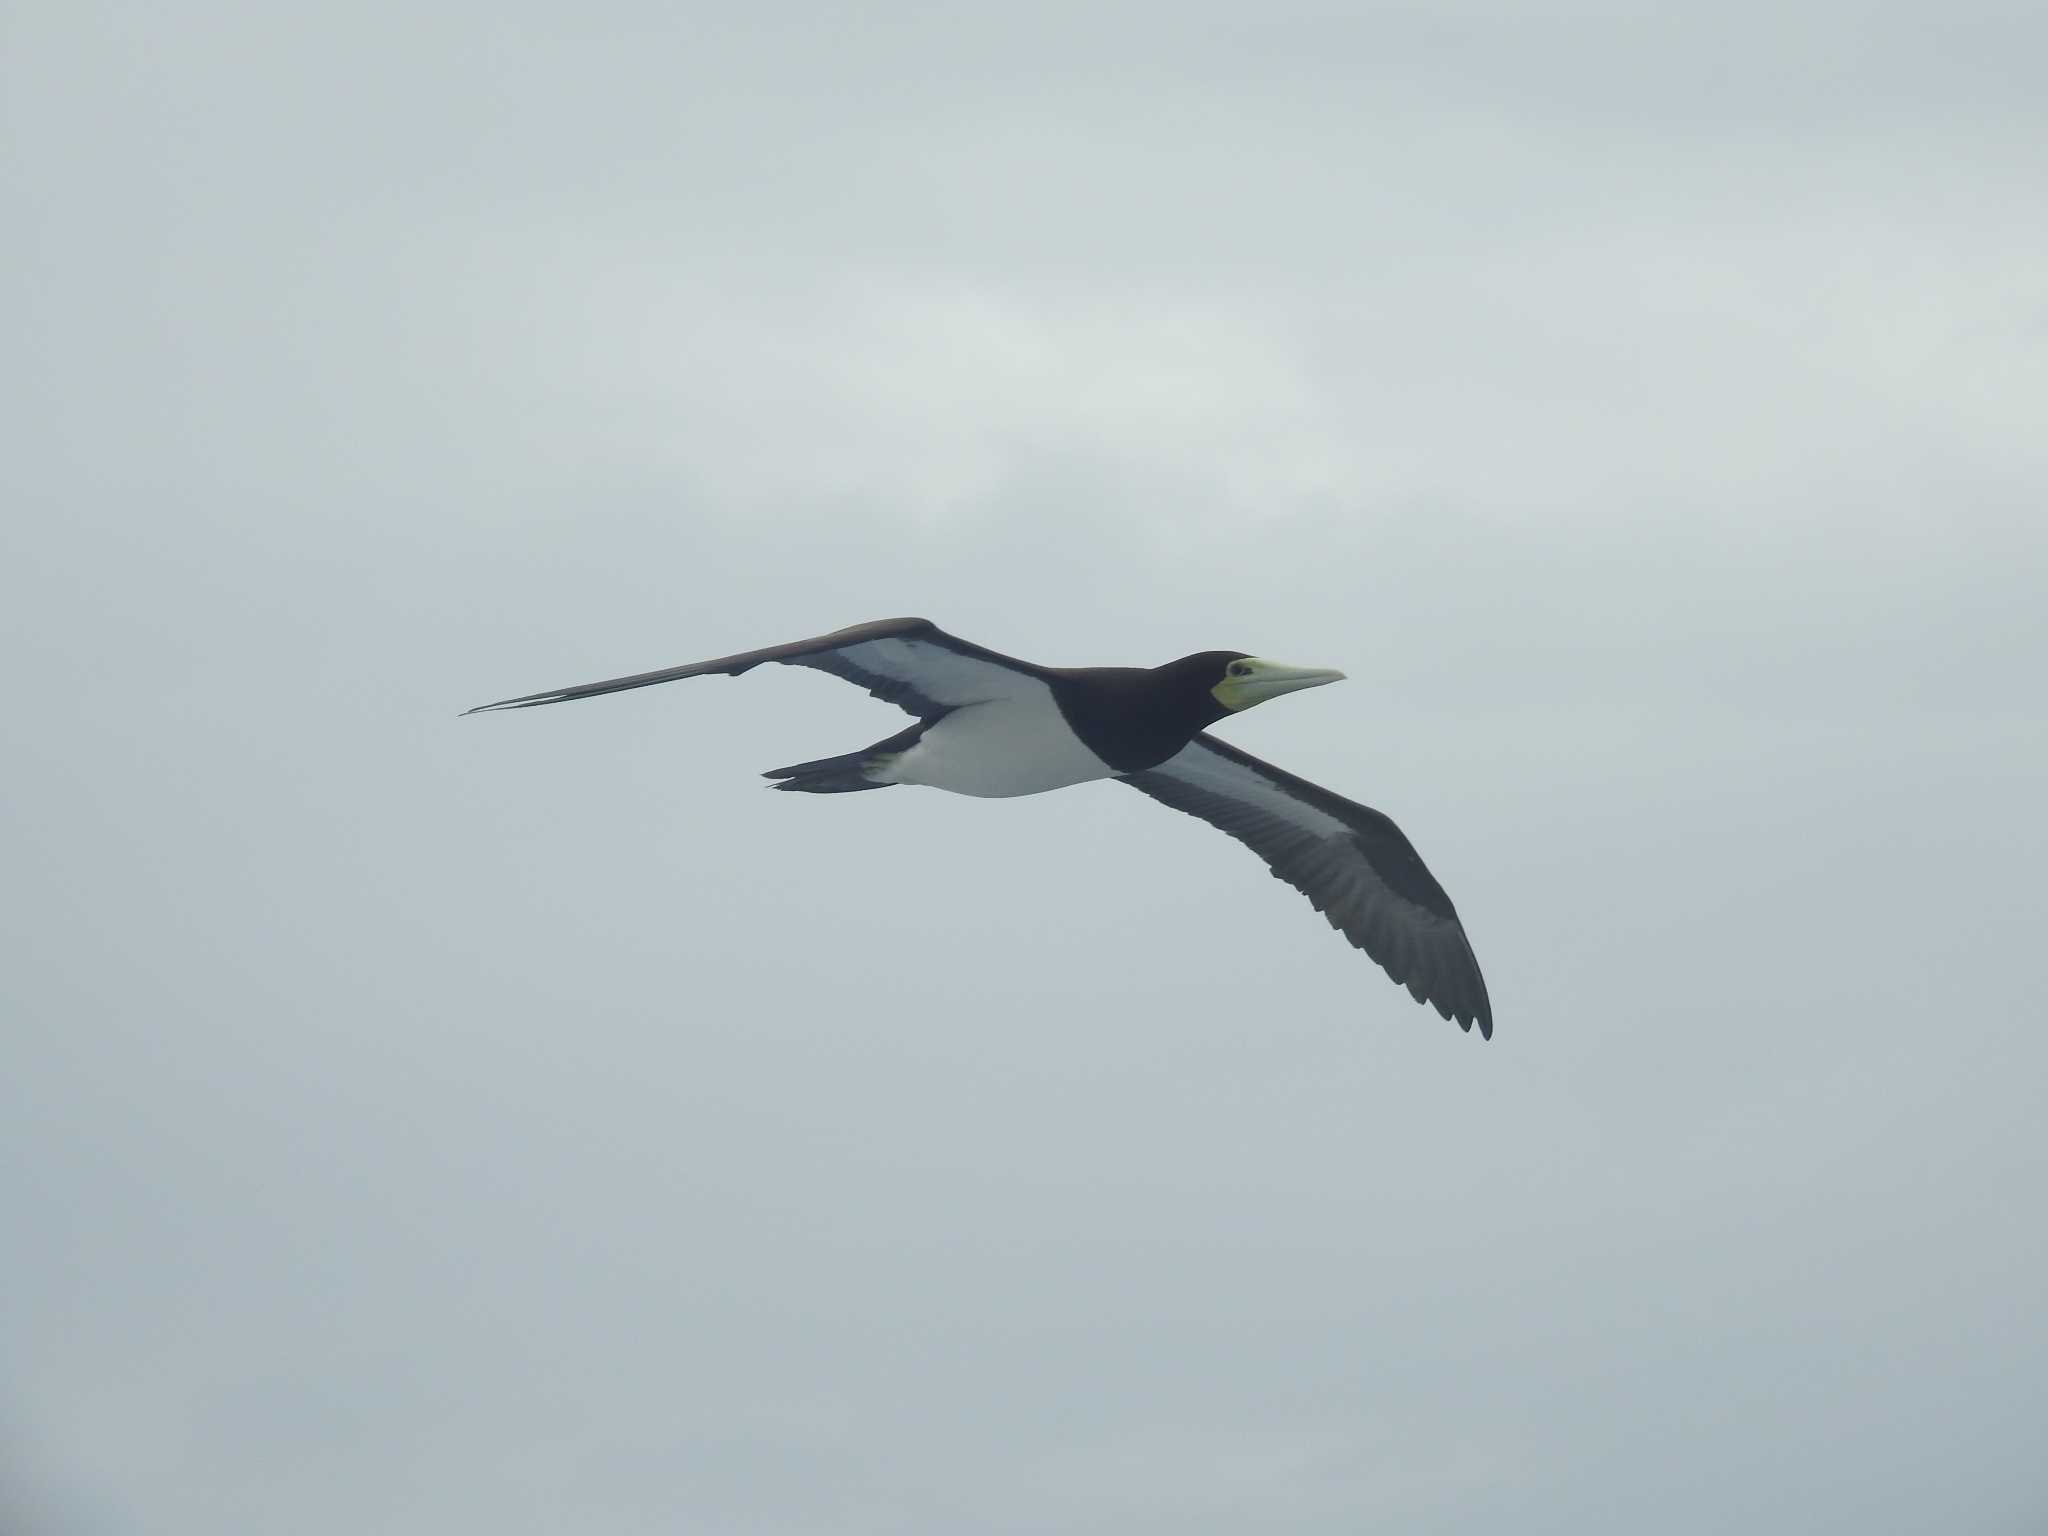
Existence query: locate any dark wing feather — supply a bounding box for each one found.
[1124,733,1493,1037]
[465,617,1048,719]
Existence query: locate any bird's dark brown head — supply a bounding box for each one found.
[1152,650,1251,729]
[1156,649,1348,721]
[1058,649,1351,775]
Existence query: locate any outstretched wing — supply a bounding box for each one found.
[1124,733,1492,1037]
[465,617,1048,719]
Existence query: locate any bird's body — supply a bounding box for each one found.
[469,617,1493,1037]
[881,695,1117,798]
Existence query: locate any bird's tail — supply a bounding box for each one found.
[761,749,897,794]
[765,721,925,794]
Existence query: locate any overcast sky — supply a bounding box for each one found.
[4,2,2045,1531]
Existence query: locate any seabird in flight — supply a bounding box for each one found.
[468,617,1492,1037]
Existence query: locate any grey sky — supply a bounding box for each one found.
[4,2,2044,1531]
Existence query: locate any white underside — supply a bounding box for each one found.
[1151,739,1353,840]
[832,635,1048,706]
[876,693,1118,798]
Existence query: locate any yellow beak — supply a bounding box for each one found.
[1212,659,1347,712]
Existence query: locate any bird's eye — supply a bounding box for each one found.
[1228,663,1251,677]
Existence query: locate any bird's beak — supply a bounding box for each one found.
[1212,659,1348,713]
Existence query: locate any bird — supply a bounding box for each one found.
[468,617,1491,1037]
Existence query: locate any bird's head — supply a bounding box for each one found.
[1167,650,1348,718]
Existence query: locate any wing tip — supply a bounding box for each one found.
[462,694,554,715]
[1452,992,1493,1041]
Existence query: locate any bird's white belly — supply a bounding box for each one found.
[880,695,1118,799]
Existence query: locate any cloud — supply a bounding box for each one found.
[5,3,2045,1533]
